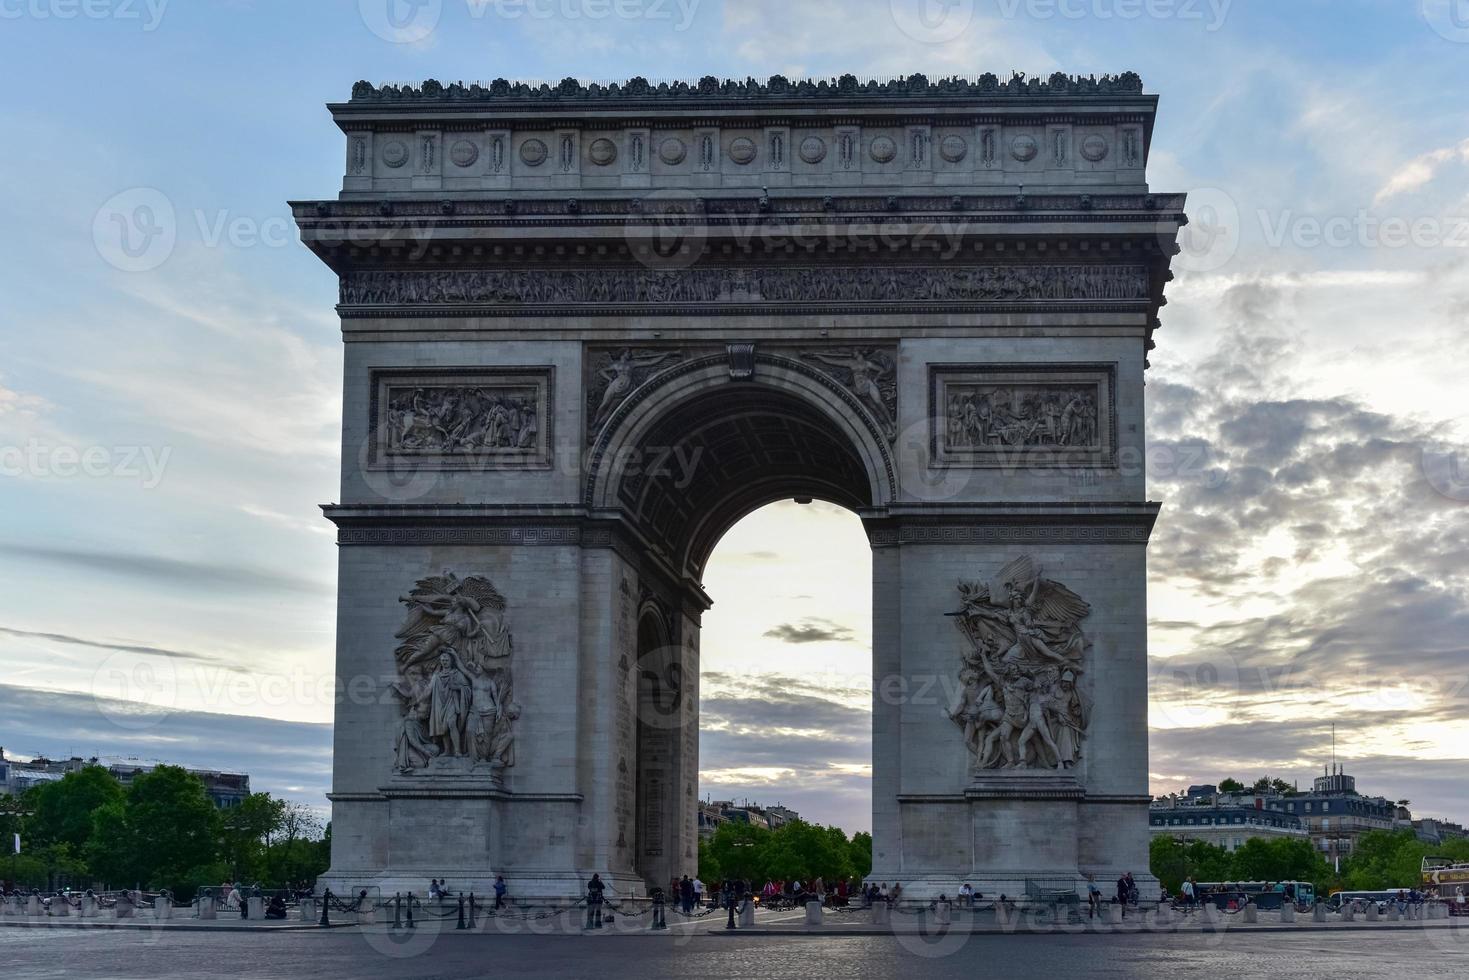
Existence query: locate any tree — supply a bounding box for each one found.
[848,832,873,878]
[86,766,221,891]
[218,793,284,883]
[29,767,123,851]
[1217,778,1246,794]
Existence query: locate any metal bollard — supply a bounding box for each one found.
[406,892,416,929]
[319,890,331,927]
[468,893,478,930]
[392,894,403,930]
[456,895,466,930]
[651,893,667,930]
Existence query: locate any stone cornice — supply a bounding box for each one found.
[343,72,1146,108]
[864,501,1162,546]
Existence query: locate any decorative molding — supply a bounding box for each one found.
[337,527,585,546]
[947,555,1093,774]
[340,265,1149,309]
[347,72,1145,104]
[368,367,553,470]
[867,524,1154,546]
[929,363,1117,469]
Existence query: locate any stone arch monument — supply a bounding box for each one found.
[293,72,1183,901]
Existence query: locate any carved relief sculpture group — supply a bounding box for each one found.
[387,385,540,455]
[390,573,520,779]
[946,385,1099,450]
[946,556,1093,772]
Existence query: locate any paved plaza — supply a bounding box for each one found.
[4,921,1467,980]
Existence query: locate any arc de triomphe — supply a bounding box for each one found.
[293,72,1182,901]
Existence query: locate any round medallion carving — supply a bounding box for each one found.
[588,138,618,166]
[1011,135,1039,162]
[728,137,757,165]
[799,136,827,164]
[869,136,897,164]
[449,140,479,168]
[658,137,687,165]
[381,140,409,169]
[519,138,548,167]
[939,135,968,163]
[1081,135,1109,162]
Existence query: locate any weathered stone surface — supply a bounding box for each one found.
[297,72,1181,902]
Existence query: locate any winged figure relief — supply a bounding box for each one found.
[946,556,1094,772]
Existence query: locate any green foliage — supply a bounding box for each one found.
[2,766,328,894]
[1216,778,1246,794]
[28,767,124,850]
[1339,830,1469,891]
[1151,834,1336,895]
[86,766,222,889]
[697,819,867,885]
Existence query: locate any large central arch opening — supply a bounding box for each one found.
[603,360,892,889]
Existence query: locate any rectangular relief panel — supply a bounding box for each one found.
[369,367,553,470]
[929,364,1116,469]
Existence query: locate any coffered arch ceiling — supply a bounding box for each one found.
[611,384,876,581]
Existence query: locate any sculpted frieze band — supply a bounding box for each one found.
[339,265,1149,308]
[370,369,552,469]
[930,365,1116,468]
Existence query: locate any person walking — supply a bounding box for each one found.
[680,875,694,915]
[1086,874,1101,919]
[692,876,704,909]
[493,874,507,910]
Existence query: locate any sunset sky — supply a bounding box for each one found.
[1,0,1467,832]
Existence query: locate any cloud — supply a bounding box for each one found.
[1373,138,1469,205]
[0,626,224,667]
[0,684,332,811]
[762,618,856,645]
[0,542,333,598]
